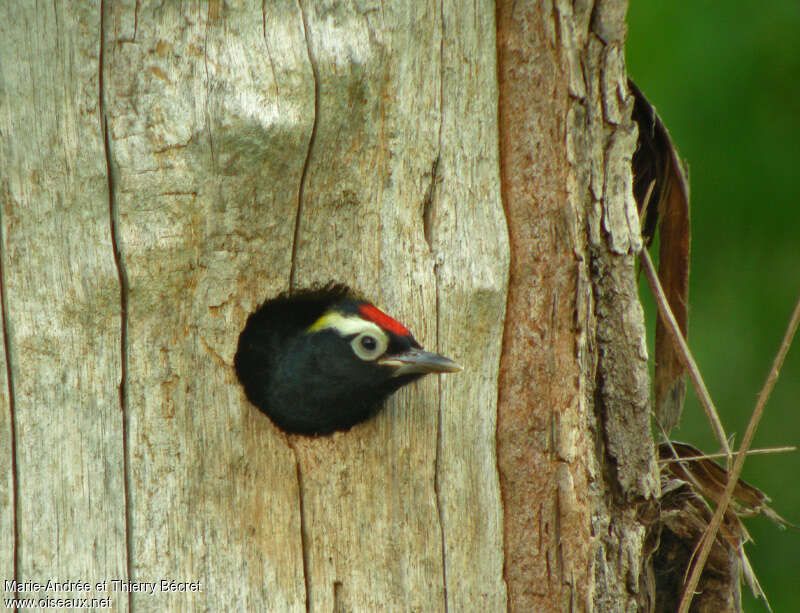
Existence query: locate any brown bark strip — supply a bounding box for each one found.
[496,2,585,610]
[497,2,660,612]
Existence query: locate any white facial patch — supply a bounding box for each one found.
[307,311,387,341]
[307,311,391,362]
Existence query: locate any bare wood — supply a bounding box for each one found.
[288,0,443,607]
[678,293,800,613]
[432,3,509,610]
[289,1,507,609]
[0,2,128,607]
[104,1,309,610]
[496,2,589,609]
[0,239,13,589]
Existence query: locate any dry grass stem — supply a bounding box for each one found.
[658,446,796,463]
[640,249,732,457]
[638,180,656,227]
[677,293,800,613]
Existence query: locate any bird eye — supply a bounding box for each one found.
[351,332,387,361]
[361,336,377,351]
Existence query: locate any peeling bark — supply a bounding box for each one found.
[497,1,658,611]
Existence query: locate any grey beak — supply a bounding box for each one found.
[379,349,463,377]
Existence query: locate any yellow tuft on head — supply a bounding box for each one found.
[307,311,347,333]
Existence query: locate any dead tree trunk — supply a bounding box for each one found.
[0,1,656,611]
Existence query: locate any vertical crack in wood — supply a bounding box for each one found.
[290,0,319,292]
[131,0,138,42]
[261,4,281,101]
[289,441,311,613]
[202,13,216,172]
[0,131,20,606]
[432,3,449,610]
[288,3,317,609]
[421,156,440,253]
[99,4,133,610]
[332,580,343,612]
[433,293,449,613]
[432,251,449,613]
[433,258,449,612]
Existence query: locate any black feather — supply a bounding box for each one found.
[234,283,420,435]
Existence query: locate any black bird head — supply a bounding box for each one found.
[234,285,461,435]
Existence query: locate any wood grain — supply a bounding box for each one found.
[0,2,128,608]
[104,1,310,610]
[289,1,507,609]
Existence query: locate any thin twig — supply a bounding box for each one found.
[678,292,800,613]
[655,418,715,508]
[640,249,732,457]
[638,179,656,226]
[658,446,796,463]
[654,421,724,585]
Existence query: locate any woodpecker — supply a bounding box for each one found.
[234,284,461,435]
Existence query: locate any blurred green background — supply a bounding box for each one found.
[626,1,800,610]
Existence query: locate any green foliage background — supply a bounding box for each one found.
[626,2,800,609]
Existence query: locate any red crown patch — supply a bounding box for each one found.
[358,303,411,337]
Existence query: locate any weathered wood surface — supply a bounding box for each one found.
[0,2,129,609]
[0,1,657,611]
[104,1,308,610]
[288,1,508,610]
[432,3,508,610]
[1,0,510,610]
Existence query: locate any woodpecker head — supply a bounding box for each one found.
[234,284,461,435]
